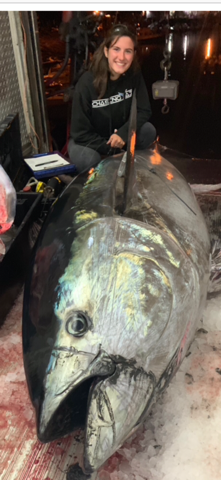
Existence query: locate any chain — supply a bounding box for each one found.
[160,41,172,114]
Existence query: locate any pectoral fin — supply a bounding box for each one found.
[84,363,155,473]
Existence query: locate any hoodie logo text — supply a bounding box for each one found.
[92,89,133,108]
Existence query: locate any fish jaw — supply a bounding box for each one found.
[84,363,155,473]
[38,349,115,442]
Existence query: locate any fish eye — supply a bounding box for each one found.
[66,312,89,337]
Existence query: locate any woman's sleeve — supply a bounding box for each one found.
[136,73,152,129]
[117,73,152,143]
[70,78,111,155]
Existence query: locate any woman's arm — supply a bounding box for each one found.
[70,78,111,155]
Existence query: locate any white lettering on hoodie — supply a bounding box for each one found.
[92,89,133,108]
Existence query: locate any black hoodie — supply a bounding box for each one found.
[70,68,152,155]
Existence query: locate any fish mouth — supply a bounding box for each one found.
[37,348,115,443]
[37,347,155,474]
[84,363,155,473]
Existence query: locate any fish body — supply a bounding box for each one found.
[23,147,210,473]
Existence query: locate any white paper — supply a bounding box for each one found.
[24,153,69,171]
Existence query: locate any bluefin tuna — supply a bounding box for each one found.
[22,96,210,475]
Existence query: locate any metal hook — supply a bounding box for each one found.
[161,99,170,114]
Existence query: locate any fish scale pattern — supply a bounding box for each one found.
[0,12,30,149]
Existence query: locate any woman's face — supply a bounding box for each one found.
[104,36,135,80]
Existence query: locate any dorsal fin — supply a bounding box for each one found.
[117,90,137,214]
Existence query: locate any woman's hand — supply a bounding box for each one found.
[107,130,125,149]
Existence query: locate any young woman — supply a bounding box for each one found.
[68,24,156,173]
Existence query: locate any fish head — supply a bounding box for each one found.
[37,214,200,472]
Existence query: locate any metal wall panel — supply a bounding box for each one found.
[0,11,33,155]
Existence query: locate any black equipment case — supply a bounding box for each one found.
[0,114,47,324]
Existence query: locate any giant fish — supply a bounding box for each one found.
[22,95,210,476]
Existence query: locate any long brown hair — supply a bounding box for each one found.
[90,24,139,99]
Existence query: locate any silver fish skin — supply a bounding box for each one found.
[27,148,210,474]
